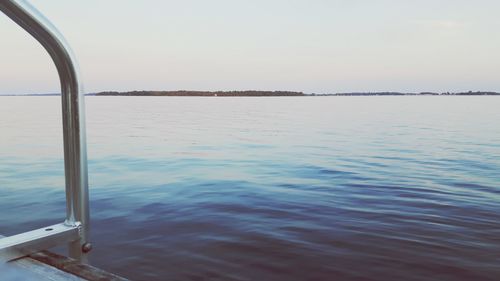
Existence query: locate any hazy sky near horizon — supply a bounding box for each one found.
[1,0,500,95]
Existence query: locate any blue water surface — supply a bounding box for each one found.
[1,96,499,281]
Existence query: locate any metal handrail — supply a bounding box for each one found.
[0,0,90,263]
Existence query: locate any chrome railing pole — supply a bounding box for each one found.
[0,0,90,263]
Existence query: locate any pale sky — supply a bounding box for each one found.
[1,0,499,95]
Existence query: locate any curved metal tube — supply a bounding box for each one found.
[0,0,89,263]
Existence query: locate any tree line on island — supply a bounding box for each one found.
[94,90,304,96]
[93,90,500,96]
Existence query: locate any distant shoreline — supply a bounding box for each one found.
[324,91,500,96]
[95,90,305,97]
[95,90,500,96]
[2,91,500,97]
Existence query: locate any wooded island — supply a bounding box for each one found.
[95,91,304,96]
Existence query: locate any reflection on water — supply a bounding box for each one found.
[1,96,500,281]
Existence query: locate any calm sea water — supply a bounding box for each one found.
[1,96,499,281]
